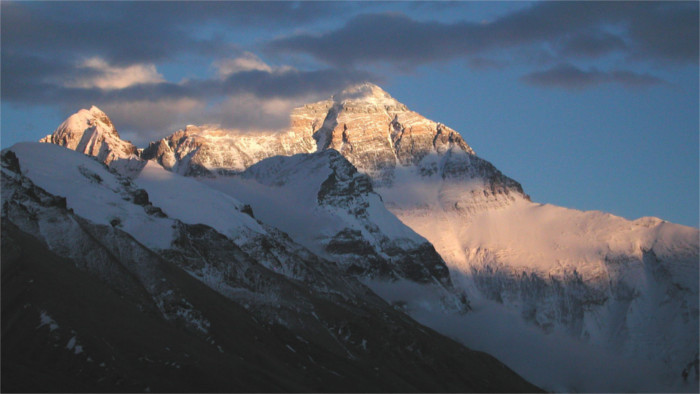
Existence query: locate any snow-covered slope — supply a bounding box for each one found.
[204,150,468,314]
[2,142,540,392]
[392,195,698,389]
[7,142,174,250]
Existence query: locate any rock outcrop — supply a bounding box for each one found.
[40,106,138,165]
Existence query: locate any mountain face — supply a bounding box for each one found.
[203,150,468,314]
[2,143,540,392]
[138,83,526,215]
[140,125,315,176]
[39,106,137,164]
[39,105,144,176]
[40,100,470,311]
[34,83,699,392]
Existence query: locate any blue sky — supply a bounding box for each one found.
[2,1,698,227]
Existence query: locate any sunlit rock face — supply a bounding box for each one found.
[308,83,477,186]
[143,83,527,213]
[39,106,144,177]
[141,125,316,177]
[40,106,139,165]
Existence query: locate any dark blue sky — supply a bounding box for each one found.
[2,1,698,227]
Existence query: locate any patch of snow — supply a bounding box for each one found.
[203,152,425,263]
[9,143,174,250]
[135,160,265,239]
[37,310,59,332]
[66,336,77,351]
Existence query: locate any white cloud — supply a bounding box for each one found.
[214,52,273,78]
[211,93,303,132]
[99,98,205,144]
[213,52,295,79]
[66,57,165,89]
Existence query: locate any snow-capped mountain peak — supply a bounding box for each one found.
[40,105,138,166]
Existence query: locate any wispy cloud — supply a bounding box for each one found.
[557,31,628,59]
[214,52,274,78]
[521,63,666,89]
[1,52,374,143]
[64,57,165,89]
[267,2,697,85]
[1,0,695,143]
[1,1,351,66]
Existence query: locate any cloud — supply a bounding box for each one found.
[64,57,164,89]
[214,52,274,78]
[210,94,312,133]
[521,63,665,89]
[267,13,477,67]
[558,31,628,58]
[468,57,508,70]
[3,54,373,104]
[1,2,354,67]
[98,98,206,145]
[1,51,376,142]
[2,1,693,142]
[625,2,699,64]
[267,2,698,68]
[1,2,209,67]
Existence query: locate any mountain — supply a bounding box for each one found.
[36,83,699,392]
[140,82,526,216]
[140,124,315,176]
[203,150,468,314]
[1,143,540,392]
[39,105,144,176]
[39,100,470,311]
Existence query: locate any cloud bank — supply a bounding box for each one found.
[268,2,698,67]
[2,1,696,143]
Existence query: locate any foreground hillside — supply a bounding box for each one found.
[1,143,540,392]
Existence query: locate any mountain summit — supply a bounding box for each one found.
[138,82,526,212]
[40,106,138,165]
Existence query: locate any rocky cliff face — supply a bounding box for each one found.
[141,125,315,177]
[40,106,139,166]
[304,83,477,185]
[138,83,527,214]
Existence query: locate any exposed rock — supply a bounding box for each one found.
[39,106,139,166]
[137,83,526,212]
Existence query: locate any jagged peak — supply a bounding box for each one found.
[39,105,139,166]
[57,105,116,135]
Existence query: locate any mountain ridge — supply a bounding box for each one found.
[2,142,540,392]
[32,82,699,391]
